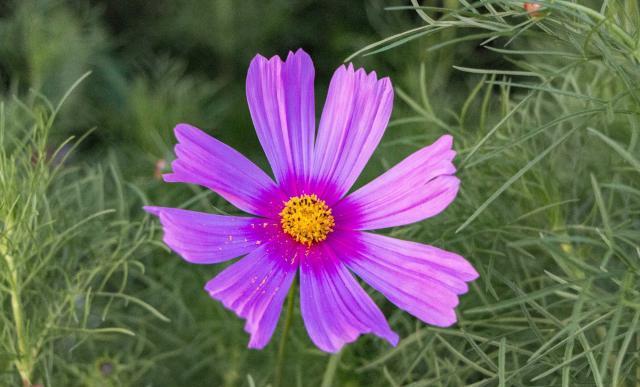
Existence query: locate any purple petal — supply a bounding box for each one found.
[205,237,299,349]
[246,49,315,195]
[334,135,459,230]
[163,124,285,217]
[144,206,277,264]
[311,64,393,204]
[299,241,398,353]
[333,231,478,327]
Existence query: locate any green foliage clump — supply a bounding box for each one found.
[0,82,161,386]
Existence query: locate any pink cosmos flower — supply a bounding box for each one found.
[144,49,478,352]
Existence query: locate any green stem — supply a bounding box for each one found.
[320,352,342,387]
[1,229,32,386]
[274,278,296,387]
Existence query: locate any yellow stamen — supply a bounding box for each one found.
[279,194,335,246]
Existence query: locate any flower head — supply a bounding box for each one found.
[145,49,478,352]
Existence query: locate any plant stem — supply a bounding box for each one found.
[273,278,296,387]
[1,228,32,386]
[320,351,342,387]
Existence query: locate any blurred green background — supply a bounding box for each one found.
[1,0,639,386]
[1,0,409,159]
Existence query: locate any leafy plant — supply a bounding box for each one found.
[0,78,162,386]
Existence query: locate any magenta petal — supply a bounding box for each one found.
[299,242,398,353]
[333,231,478,327]
[163,124,285,217]
[335,135,459,230]
[311,64,393,204]
[246,49,315,195]
[144,206,275,264]
[205,242,298,349]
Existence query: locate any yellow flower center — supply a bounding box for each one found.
[279,194,335,246]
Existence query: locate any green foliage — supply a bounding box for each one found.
[351,1,640,385]
[0,82,159,386]
[1,0,639,386]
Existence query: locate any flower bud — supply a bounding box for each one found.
[524,2,543,18]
